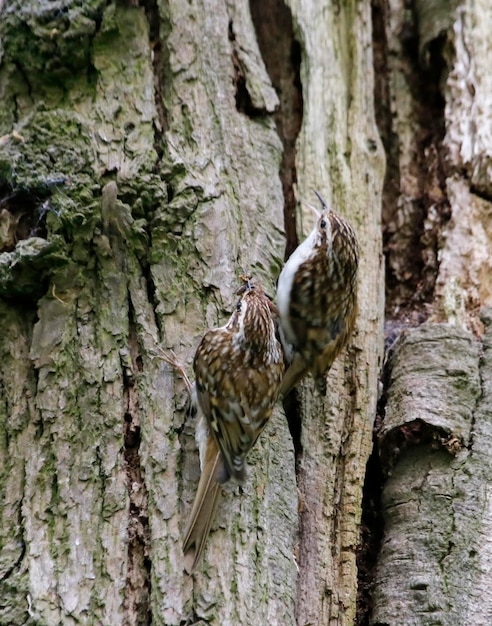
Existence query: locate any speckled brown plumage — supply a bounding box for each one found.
[277,191,359,396]
[182,282,284,571]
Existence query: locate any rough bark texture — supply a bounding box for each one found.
[365,0,492,624]
[285,3,384,623]
[372,320,492,625]
[0,1,383,625]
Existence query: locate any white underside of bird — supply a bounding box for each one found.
[276,228,318,347]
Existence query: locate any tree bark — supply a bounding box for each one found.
[284,2,384,624]
[368,0,492,624]
[0,1,383,625]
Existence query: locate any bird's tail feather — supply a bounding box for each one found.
[182,438,223,573]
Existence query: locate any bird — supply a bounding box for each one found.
[276,190,359,397]
[170,279,285,572]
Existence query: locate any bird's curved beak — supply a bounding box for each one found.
[313,189,329,212]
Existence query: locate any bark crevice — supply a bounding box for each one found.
[249,0,303,260]
[375,0,451,319]
[122,310,152,626]
[141,0,168,157]
[0,184,49,252]
[358,2,457,622]
[249,0,304,463]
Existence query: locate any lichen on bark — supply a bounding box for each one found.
[1,1,384,624]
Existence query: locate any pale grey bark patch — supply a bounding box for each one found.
[443,0,492,197]
[372,316,492,625]
[436,179,492,323]
[380,323,480,460]
[145,0,297,622]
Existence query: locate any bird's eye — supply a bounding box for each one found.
[236,301,242,312]
[320,219,327,229]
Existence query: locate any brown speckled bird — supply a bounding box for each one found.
[276,191,359,397]
[182,281,284,571]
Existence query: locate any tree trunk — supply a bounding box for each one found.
[366,0,492,624]
[0,1,382,625]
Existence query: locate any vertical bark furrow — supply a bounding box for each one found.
[249,0,303,259]
[288,0,385,621]
[376,0,451,319]
[122,313,151,626]
[362,6,452,624]
[141,0,168,146]
[248,0,304,462]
